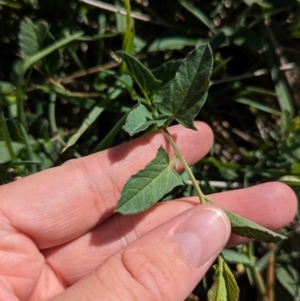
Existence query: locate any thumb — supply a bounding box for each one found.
[49,204,231,301]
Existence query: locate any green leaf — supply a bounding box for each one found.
[208,257,227,301]
[226,211,286,242]
[14,31,83,79]
[279,175,300,186]
[236,97,284,116]
[22,0,38,8]
[0,81,16,94]
[116,147,183,214]
[19,18,49,63]
[0,111,18,162]
[148,37,203,52]
[42,33,63,75]
[178,0,217,34]
[123,104,168,136]
[223,260,240,301]
[266,47,295,123]
[152,60,182,86]
[123,104,153,136]
[0,141,25,164]
[116,51,162,94]
[154,44,213,129]
[208,256,239,301]
[0,0,23,9]
[0,116,23,142]
[19,31,83,77]
[63,100,111,152]
[276,264,300,298]
[222,249,253,265]
[243,0,271,8]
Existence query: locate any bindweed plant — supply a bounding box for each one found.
[1,1,299,299]
[114,44,285,301]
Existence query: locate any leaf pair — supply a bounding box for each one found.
[117,43,213,135]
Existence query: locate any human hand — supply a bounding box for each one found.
[0,122,296,300]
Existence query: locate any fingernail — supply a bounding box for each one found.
[173,207,230,269]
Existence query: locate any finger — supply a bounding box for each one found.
[48,205,231,301]
[44,181,296,285]
[0,122,213,248]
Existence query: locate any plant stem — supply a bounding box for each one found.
[92,112,128,153]
[164,117,174,128]
[266,243,275,301]
[16,86,28,131]
[0,110,17,161]
[163,127,207,204]
[19,121,37,173]
[22,31,84,73]
[124,0,132,33]
[49,93,58,134]
[143,90,152,106]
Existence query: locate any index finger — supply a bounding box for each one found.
[0,122,213,249]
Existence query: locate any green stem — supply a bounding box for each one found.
[124,0,132,30]
[22,31,84,74]
[163,128,206,204]
[252,266,267,299]
[164,117,174,128]
[16,86,28,131]
[0,110,17,161]
[19,121,37,173]
[92,112,129,153]
[142,90,152,107]
[120,0,134,72]
[49,93,58,134]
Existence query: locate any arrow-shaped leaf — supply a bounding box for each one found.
[116,51,162,94]
[154,44,213,129]
[226,210,286,242]
[116,147,183,214]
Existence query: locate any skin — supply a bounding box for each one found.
[0,121,296,301]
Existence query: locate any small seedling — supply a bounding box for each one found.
[115,44,285,301]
